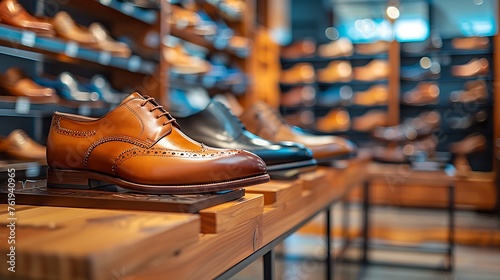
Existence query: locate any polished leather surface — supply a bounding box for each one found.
[164,45,210,75]
[402,82,440,106]
[35,72,100,102]
[0,68,58,103]
[450,80,488,103]
[281,63,315,84]
[240,101,356,162]
[47,92,268,192]
[0,0,54,36]
[52,11,98,46]
[88,23,131,57]
[449,134,486,155]
[372,111,441,142]
[316,108,350,132]
[281,39,316,59]
[317,61,352,83]
[352,84,388,106]
[175,101,315,170]
[353,59,389,81]
[0,129,46,164]
[451,58,489,77]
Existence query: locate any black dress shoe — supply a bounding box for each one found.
[175,101,317,172]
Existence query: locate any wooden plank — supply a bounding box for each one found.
[299,169,329,192]
[0,206,199,280]
[245,179,302,206]
[199,193,264,234]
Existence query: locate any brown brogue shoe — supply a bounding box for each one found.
[0,0,54,36]
[240,101,356,162]
[46,92,269,194]
[0,67,58,103]
[0,129,46,164]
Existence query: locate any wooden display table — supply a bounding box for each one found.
[364,162,456,271]
[0,154,370,280]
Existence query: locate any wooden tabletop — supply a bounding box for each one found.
[0,154,370,280]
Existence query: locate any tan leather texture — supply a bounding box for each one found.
[0,0,55,36]
[47,93,268,191]
[0,129,46,164]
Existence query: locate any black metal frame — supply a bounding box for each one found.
[360,181,455,271]
[215,205,335,280]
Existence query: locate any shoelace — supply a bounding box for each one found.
[140,96,176,126]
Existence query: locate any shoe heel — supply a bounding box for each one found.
[47,169,91,189]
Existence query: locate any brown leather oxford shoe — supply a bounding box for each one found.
[240,101,356,162]
[52,11,99,47]
[402,82,440,106]
[451,58,489,78]
[0,0,55,36]
[46,92,269,194]
[0,67,58,103]
[0,129,47,164]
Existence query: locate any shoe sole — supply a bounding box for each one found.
[266,159,318,172]
[47,168,270,194]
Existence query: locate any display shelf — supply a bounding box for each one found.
[280,53,388,64]
[171,25,250,58]
[401,48,494,58]
[0,24,156,75]
[96,0,159,23]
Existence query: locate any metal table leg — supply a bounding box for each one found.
[326,206,333,279]
[263,250,275,280]
[362,180,370,265]
[448,184,455,271]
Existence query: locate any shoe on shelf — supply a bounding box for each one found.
[239,101,357,163]
[317,38,353,58]
[86,74,128,104]
[352,84,388,106]
[402,82,440,106]
[163,44,211,75]
[373,136,438,163]
[316,85,352,107]
[0,67,59,103]
[372,111,441,142]
[280,63,315,84]
[281,39,316,59]
[46,92,269,194]
[280,85,316,107]
[447,110,487,130]
[401,32,442,54]
[118,0,160,9]
[451,36,490,50]
[449,134,487,155]
[317,61,352,83]
[451,58,489,78]
[352,110,387,132]
[168,4,201,28]
[0,129,46,164]
[52,11,99,47]
[401,59,441,81]
[353,59,389,81]
[0,0,55,36]
[315,108,350,133]
[88,23,132,57]
[450,80,488,103]
[174,101,317,173]
[35,72,100,102]
[449,134,487,176]
[355,40,390,55]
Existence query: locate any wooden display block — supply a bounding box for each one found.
[199,193,264,233]
[245,179,302,206]
[299,169,329,192]
[0,205,199,280]
[0,180,244,213]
